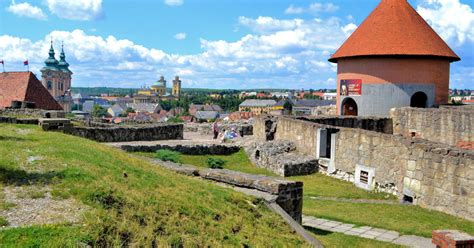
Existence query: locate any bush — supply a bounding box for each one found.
[155,150,181,163]
[0,217,9,227]
[207,157,226,169]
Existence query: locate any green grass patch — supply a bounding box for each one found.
[290,173,395,200]
[0,225,88,247]
[303,199,474,237]
[0,124,305,246]
[155,149,182,163]
[0,217,8,227]
[306,227,402,248]
[207,157,226,169]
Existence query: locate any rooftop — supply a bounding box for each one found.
[329,0,460,63]
[240,99,277,107]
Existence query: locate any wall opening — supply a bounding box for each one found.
[318,129,332,159]
[255,150,260,160]
[359,170,369,184]
[341,97,358,116]
[402,195,413,204]
[410,92,428,108]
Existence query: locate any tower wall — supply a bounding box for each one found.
[336,57,450,116]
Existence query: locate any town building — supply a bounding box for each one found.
[172,76,181,97]
[189,104,222,116]
[292,99,335,116]
[329,0,460,117]
[41,41,73,112]
[0,72,63,110]
[239,99,277,115]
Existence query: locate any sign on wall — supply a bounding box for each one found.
[340,79,362,96]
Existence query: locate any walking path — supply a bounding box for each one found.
[302,215,435,248]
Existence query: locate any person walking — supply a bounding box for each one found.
[212,120,219,139]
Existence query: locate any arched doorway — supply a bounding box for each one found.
[342,98,358,116]
[410,92,428,108]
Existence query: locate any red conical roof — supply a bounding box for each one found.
[329,0,460,63]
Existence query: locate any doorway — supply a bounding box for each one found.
[410,92,428,108]
[342,98,358,116]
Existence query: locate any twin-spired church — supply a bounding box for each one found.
[40,41,73,112]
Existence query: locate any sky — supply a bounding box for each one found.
[0,0,473,89]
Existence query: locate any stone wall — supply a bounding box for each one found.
[257,116,474,220]
[334,128,474,220]
[200,169,303,223]
[312,105,337,116]
[0,116,38,125]
[253,115,278,141]
[65,124,183,142]
[120,143,240,155]
[245,141,318,177]
[298,116,392,134]
[391,107,474,149]
[185,123,253,136]
[0,109,46,118]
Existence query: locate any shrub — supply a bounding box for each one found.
[0,217,9,227]
[207,157,226,169]
[155,150,181,164]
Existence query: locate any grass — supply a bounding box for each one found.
[306,227,402,248]
[135,149,276,176]
[0,217,8,227]
[303,199,474,237]
[0,124,306,247]
[135,150,474,239]
[290,174,395,200]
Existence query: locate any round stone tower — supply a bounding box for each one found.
[329,0,460,117]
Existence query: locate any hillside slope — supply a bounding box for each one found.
[0,124,306,247]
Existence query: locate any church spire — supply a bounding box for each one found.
[57,41,72,74]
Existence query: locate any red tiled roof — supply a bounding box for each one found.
[0,72,63,110]
[329,0,460,63]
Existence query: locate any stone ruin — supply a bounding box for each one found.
[245,141,318,177]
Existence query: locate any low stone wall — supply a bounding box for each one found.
[185,123,253,136]
[253,115,278,141]
[334,128,474,221]
[298,116,392,134]
[0,109,65,118]
[245,141,318,177]
[391,107,474,149]
[121,144,240,155]
[65,124,183,142]
[200,169,303,223]
[0,116,39,125]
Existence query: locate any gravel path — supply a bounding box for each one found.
[0,186,88,228]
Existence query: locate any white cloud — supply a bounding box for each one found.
[417,0,474,46]
[47,0,103,21]
[164,0,183,6]
[6,1,47,20]
[0,17,361,89]
[174,32,187,40]
[285,2,339,15]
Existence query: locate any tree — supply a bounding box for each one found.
[283,100,293,114]
[92,105,108,117]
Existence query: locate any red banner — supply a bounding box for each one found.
[340,79,362,96]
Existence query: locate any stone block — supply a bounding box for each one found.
[432,230,474,248]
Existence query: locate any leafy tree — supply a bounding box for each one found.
[283,100,293,114]
[92,105,108,117]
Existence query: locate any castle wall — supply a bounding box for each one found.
[391,107,474,149]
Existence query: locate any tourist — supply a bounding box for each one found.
[212,120,219,139]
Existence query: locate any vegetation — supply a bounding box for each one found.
[307,227,401,248]
[0,217,8,227]
[0,124,305,246]
[91,104,108,118]
[155,149,182,163]
[303,199,474,237]
[136,150,474,239]
[166,116,184,123]
[207,157,226,169]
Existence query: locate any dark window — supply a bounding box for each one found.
[360,170,369,184]
[403,195,413,204]
[47,81,52,90]
[255,150,260,160]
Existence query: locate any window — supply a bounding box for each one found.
[359,170,369,184]
[47,81,52,90]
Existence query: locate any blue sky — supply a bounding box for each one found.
[0,0,473,89]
